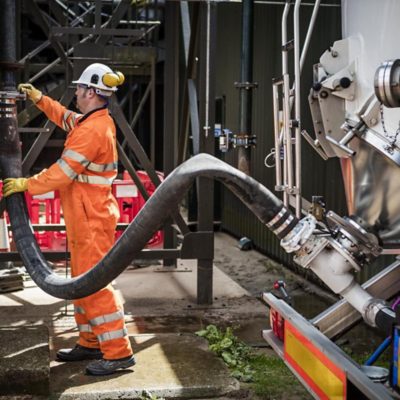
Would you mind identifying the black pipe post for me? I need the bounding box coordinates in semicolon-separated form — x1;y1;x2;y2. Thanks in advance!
0;0;32;274
0;0;23;179
163;1;180;267
237;0;254;175
197;2;217;305
0;0;17;91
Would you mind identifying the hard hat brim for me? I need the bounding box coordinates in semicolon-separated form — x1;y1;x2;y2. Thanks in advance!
72;79;118;92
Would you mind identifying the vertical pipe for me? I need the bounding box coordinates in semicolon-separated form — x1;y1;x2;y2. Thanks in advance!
0;0;17;91
0;0;27;254
294;0;302;218
237;0;253;175
0;0;20;170
281;2;290;77
163;2;179;266
177;1;191;164
95;0;101;30
281;2;290;207
283;73;292;201
272;83;282;188
150;57;156;167
197;1;216;305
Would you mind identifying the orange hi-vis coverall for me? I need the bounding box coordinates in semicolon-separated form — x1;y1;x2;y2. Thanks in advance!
27;95;133;360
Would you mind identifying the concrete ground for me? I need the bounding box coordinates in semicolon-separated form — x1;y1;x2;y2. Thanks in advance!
0;232;278;400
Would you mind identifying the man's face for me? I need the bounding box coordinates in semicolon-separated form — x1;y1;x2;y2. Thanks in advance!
75;84;92;113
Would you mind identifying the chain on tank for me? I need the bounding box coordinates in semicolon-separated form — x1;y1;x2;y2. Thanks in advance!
380;103;400;154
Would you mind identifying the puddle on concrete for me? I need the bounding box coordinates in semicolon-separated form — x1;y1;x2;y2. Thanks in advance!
126;315;203;334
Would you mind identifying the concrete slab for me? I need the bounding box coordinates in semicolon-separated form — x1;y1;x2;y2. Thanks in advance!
0;326;49;396
50;333;239;400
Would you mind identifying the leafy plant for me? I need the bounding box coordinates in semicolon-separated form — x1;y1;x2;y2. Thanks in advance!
196;324;254;382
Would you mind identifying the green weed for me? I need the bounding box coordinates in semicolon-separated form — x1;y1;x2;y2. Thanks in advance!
196;324;310;399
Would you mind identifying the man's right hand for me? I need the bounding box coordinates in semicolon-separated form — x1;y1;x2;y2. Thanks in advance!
17;83;42;103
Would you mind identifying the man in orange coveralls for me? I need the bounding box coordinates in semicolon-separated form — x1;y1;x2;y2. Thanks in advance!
3;63;134;376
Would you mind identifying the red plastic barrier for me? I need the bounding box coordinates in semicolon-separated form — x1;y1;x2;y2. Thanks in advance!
24;191;66;251
113;170;164;247
0;181;66;252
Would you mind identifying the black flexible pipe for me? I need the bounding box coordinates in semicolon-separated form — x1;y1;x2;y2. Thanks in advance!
5;154;298;300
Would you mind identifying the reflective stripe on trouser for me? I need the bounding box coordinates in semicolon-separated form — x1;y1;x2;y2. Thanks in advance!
74;304;98;348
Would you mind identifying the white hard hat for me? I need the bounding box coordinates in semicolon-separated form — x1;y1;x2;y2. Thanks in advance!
72;63;125;97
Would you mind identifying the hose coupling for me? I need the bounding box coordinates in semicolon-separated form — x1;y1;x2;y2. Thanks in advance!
364;298;393;328
280;214;317;253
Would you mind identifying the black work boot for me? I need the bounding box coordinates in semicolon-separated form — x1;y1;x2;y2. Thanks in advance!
56;344;103;361
86;355;135;375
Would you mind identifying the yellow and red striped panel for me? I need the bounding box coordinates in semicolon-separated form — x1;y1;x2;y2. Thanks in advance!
284;321;346;400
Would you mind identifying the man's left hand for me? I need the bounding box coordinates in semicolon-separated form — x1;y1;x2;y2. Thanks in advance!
2;178;28;197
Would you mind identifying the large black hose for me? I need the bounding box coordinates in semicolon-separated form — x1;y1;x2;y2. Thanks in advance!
5;154;298;300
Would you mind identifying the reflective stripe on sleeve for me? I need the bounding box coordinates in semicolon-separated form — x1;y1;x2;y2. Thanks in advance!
76;173;117;185
57;158;78;180
89;310;125;327
63;110;82;131
59;149;117;185
63;149;90;166
87;161;118;172
62;111;72;131
98;328;128;343
63;149;117;172
78;324;92;332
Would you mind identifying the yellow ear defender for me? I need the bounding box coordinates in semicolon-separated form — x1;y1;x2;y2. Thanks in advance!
102;71;125;88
